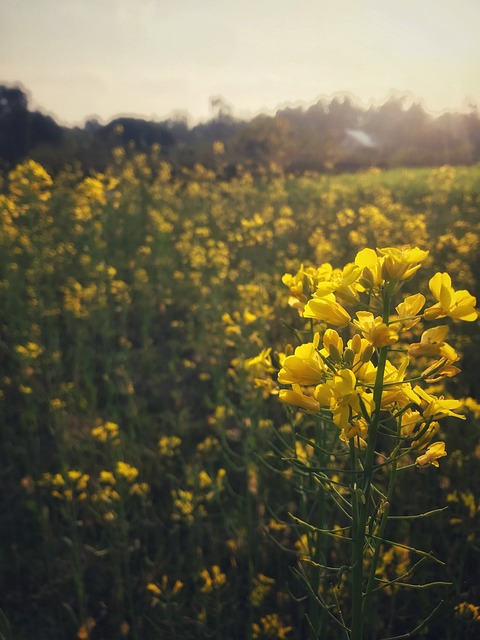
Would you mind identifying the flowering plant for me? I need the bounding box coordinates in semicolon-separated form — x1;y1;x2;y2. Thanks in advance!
277;246;477;639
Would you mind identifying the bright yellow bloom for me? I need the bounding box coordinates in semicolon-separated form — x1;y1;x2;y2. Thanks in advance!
395;293;426;329
340;417;368;448
198;471;212;488
348;335;377;383
52;473;65;487
381;358;421;409
99;471;116;485
408;325;458;361
424;272;477;322
282;264;333;310
304;293;351;327
314;262;362;304
243;309;257;325
314;369;372;430
413;386;466;421
378;246;429;281
415;441;447;467
322;328;344;361
279;384;320;413
115;461;139;482
354;247;384;287
278;333;325;386
400;408;422;437
353;311;399;348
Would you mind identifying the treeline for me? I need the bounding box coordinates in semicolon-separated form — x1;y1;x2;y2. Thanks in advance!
2;84;480;174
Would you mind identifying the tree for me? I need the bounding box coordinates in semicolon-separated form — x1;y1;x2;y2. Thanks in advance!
0;85;29;167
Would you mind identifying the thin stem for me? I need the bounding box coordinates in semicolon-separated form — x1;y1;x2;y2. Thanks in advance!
351;286;392;640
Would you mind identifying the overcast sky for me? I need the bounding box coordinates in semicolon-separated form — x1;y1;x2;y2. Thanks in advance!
1;0;479;125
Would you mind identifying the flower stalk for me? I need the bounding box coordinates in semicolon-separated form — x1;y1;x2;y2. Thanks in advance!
273;246;477;639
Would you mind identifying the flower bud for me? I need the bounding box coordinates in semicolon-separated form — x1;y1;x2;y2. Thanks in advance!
328;343;342;363
361;344;375;363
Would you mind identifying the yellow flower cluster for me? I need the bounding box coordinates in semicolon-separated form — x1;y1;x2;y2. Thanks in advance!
454;601;480;622
40;469;90;501
91;421;121;445
199;565;227;593
250;573;276;607
146;575;184;603
171;467;226;524
158;435;182;457
251;613;292;639
278;246;477;465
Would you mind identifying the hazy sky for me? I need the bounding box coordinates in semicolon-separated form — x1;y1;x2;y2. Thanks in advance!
1;0;479;125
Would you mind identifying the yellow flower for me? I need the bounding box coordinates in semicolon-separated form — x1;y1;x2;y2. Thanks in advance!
243;309;257;325
322;328;344;361
251;613;292;639
353;311;399;348
408;325;458;362
115;461;139;482
99;471;116;485
146;582;162;596
130;482;150;496
200;565;226;593
279;384;320;413
245;348;275;375
400;408;422;437
315;369;372;430
314;262;361;304
378;246;429;281
340;417;368;448
413;386;466;421
354;247;384;287
158;435;182;456
395;293;426;329
198;471;212;488
304;293;351;327
415;441;447;467
424;272;477;322
278;333;325;386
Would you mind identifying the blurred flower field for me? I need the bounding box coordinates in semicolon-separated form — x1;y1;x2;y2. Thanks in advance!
1;151;479;639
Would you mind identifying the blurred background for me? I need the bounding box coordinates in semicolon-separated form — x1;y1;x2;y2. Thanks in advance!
1;0;480;173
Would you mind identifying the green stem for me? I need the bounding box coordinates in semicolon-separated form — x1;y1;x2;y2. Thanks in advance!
350;441;364;640
362;448;398;626
351;288;392;640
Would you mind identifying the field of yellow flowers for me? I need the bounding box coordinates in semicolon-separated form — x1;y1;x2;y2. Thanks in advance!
1;151;479;639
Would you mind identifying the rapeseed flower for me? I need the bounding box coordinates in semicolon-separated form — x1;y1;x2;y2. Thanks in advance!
304;293;351;327
415;441;447;467
353;311;399;347
279;384;320;413
413;386;465;421
115;461;139;482
278;333;325;386
378;246;429;281
424;272;477;321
